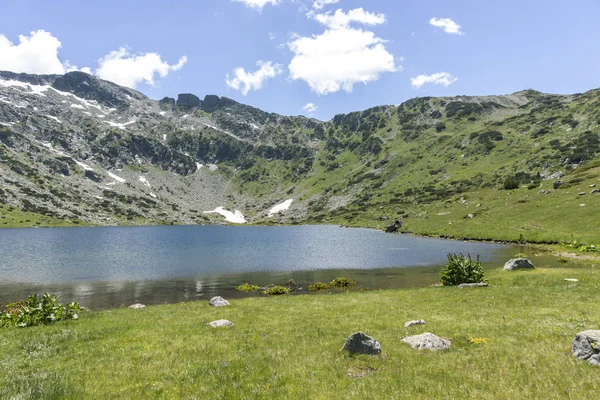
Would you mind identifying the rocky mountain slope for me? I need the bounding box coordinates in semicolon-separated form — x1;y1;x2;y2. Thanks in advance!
1;71;599;242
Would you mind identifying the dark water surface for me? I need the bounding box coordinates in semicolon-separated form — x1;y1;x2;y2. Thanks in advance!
0;225;554;309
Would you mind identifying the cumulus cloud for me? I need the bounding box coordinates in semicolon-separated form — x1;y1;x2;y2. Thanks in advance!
226;60;283;95
232;0;280;10
0;30;66;74
95;48;187;89
312;0;339;10
410;72;457;88
302;103;318;114
288;8;398;95
311;8;386;29
429;17;463;35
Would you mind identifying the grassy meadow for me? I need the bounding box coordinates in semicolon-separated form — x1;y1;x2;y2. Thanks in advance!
1;266;599;399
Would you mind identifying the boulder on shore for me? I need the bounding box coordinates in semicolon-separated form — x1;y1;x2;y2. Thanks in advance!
341;332;382;356
385;220;402;233
128;303;146;309
209;319;234;328
402;332;451;351
503;258;535;271
572;330;600;366
209;296;230;307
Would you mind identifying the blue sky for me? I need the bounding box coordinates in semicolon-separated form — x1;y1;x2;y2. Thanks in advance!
1;0;599;120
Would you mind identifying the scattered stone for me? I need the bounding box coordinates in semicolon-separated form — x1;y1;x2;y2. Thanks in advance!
341;332;382;356
538;190;551;195
458;282;489;288
590;184;597;188
402;332;451;351
564;278;579;282
385;220;402;233
553;181;563;189
572;330;600;366
209;319;234;328
503;258;535;271
347;366;377;378
209;296;230;307
592;189;600;194
579;192;586;196
404;319;426;328
467;213;475;219
128;303;146;309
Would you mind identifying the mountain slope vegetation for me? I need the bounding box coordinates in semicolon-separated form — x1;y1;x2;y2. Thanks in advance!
0;71;599;244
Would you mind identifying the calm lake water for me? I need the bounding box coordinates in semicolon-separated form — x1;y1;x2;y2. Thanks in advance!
0;225;557;309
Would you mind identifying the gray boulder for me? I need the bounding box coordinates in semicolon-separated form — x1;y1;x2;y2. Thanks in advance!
402;332;451;351
572;330;600;366
209;319;234;328
209;296;230;307
458;282;489;288
404;320;426;328
341;332;382;356
503;258;535;271
128;303;146;309
384;220;402;233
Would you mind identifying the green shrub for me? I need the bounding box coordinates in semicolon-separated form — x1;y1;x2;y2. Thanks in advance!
330;277;356;289
503;176;520;190
558;256;568;264
440;253;485;286
236;283;259;292
263;286;290;296
0;294;81;328
308;282;331;291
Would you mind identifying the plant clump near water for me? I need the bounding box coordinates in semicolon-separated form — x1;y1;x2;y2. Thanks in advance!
440;253;486;286
308;282;331;291
0;293;81;328
236;283;259;292
263;286;291;296
330;277;356;289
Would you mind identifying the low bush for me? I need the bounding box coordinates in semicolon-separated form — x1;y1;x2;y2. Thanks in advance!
330;277;356;289
236;283;259;292
0;294;80;328
308;282;331;291
263;286;290;296
440;253;485;286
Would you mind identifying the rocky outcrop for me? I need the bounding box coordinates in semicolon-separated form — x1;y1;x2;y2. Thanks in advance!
201;95;221;112
176;93;201;108
159;97;176;109
503;258;535;271
341;332;382;356
572;330;600;366
401;332;451;351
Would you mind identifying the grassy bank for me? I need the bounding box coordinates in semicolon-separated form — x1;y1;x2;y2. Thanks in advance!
1;267;599;399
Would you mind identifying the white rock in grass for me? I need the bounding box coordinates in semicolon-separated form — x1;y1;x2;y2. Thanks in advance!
402;332;451;351
572;330;600;366
503;258;535;271
209;296;230;307
404;320;426;328
209;319;234;328
129;303;146;309
564;278;579;282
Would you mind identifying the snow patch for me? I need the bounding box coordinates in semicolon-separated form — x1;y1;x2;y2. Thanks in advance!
0;98;26;108
208;164;219;172
204;207;246;224
196;162;203;171
150;193;157;198
159;111;166;116
0;79;50;96
75;160;94;171
268;199;294;216
44;115;62;124
0;121;15;126
162;134;167;141
139;176;151;188
182;114;189;119
70;104;85;109
104;120;136;130
107;171;126;183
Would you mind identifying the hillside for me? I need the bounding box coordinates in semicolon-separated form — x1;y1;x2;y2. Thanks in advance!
1;71;599;244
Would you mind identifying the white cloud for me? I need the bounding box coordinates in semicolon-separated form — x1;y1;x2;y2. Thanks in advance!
232;0;280;10
410;72;457;88
95;47;187;89
302;103;318;113
429;17;463;35
288;27;399;95
311;8;386;29
226;60;283;95
312;0;339;10
0;30;66;74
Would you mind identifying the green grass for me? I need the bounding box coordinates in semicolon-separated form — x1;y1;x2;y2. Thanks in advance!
1;268;600;399
0;203;85;228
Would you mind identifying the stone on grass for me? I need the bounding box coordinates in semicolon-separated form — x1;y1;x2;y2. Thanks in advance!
209;296;230;307
404;320;426;328
503;258;535;271
564;278;579;282
385;220;402;233
128;303;146;309
341;332;381;356
458;282;489;288
402;332;451;351
209;319;234;328
572;330;600;366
